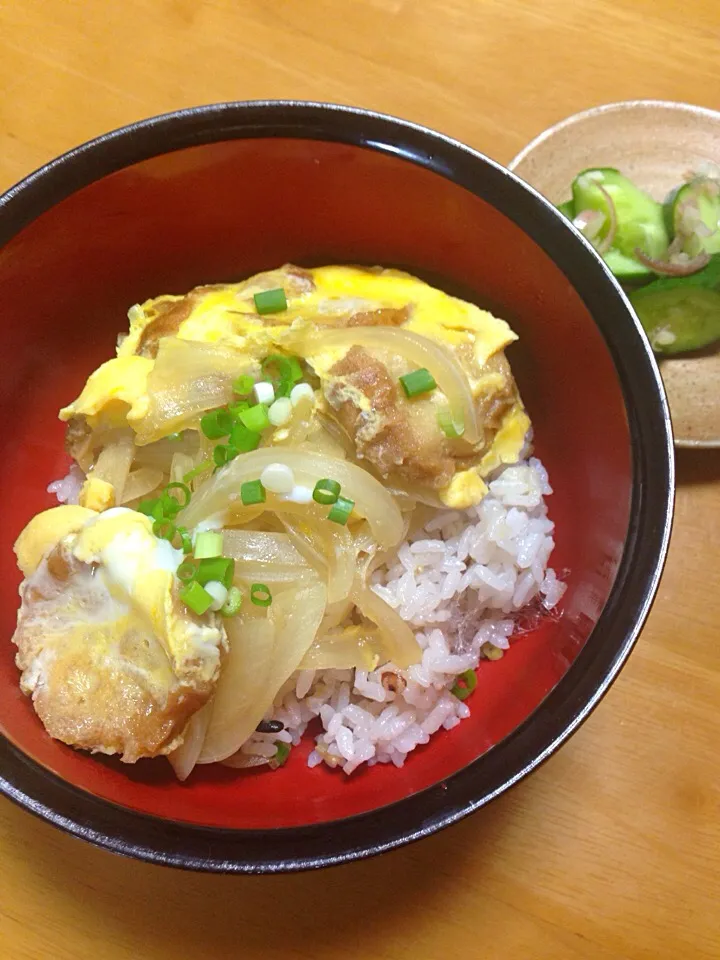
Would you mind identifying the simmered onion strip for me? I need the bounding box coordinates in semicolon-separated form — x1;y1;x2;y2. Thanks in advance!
278;513;355;604
167;702;212;781
293;327;479;444
179;449;405;550
134;339;255;445
300;625;382;671
198;581;327;764
93;435;135;502
223;530;313;584
351;581;422;669
118;466;164;504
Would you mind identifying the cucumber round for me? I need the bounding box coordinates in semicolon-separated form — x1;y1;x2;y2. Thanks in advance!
630;284;720;354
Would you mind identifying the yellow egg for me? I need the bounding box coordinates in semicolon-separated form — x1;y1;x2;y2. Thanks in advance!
78;476;115;512
59;355;152;427
14;505;97;577
439;470;489;509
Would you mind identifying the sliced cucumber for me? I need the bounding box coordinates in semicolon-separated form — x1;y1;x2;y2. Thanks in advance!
630;273;720;354
557;199;575;219
603;249;653;282
572;168;669;261
664;180;720;255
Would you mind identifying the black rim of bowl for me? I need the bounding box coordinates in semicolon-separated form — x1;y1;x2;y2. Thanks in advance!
0;101;674;873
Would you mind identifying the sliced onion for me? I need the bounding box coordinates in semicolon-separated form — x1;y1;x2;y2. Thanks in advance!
271;394;315;446
595;185;618;254
170;451;195;484
167;702;212;781
350;581;421;669
634;247;711;276
118;466;164;504
291;327;479;444
572;208;606;242
278;512;355;604
223;529;313;584
134;338;255;445
179;449;405;550
198;581;327;764
92;435;135;502
221;752;270;769
197;614;276;764
300;625;382;671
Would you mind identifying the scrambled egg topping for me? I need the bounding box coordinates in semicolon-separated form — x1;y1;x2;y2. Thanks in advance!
59;265;530;509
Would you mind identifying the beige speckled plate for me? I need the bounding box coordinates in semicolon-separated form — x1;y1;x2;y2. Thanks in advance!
509;99;720;448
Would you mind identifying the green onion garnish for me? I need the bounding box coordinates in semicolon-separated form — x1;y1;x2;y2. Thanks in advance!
167;432;183;441
399;367;437;399
313;479;341;505
241;479;266;506
160;492;181;518
327;496;354;525
176;526;193;554
451;669;477;701
261;354;303;397
177;560;197;582
232;374;254;396
250;583;272;607
180;580;213;615
183;460;213;484
273;741;290;767
254;288;287;315
239;403;270;433
201;408;234;439
195;556;235;589
194;531;224;559
437;406;464;439
152;518;176;541
229;421;261;453
164;481;191;507
228;399;250;418
137;497;160;517
220;585;243;617
213;443;239;468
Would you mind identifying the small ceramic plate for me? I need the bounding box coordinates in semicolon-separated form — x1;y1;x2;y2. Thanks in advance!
509;99;720;448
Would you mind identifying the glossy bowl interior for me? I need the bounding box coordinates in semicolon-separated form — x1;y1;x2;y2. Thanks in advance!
0;103;673;871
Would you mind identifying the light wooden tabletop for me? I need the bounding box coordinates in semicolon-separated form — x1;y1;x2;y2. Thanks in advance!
1;2;719;958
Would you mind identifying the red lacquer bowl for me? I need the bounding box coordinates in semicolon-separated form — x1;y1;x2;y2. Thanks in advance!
0;102;673;872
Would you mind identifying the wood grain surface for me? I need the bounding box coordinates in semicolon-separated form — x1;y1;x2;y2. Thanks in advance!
1;2;719;958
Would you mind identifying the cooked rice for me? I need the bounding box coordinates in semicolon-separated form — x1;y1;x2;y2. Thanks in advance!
241;457;566;774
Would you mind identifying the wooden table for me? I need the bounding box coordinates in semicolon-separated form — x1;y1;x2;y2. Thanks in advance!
1;2;719;957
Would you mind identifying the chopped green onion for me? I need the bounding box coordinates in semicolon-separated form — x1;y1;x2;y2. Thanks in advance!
213;443;239;468
194;531;224;559
451;669;478;701
327;495;354;525
437;406;464;439
195;556;235;589
239;403;271;433
261;354;303;397
313;478;341;505
232;374;254;396
220;585;243;617
273;741;290;767
200;407;234;439
228;399;250;418
229;421;262;453
176;526;193;554
241;479;266;505
137;497;160;517
254;288;287;315
164;481;191;507
152;519;176;541
167;432;183;441
177;560;197;582
399;367;437;399
250;583;272;607
180;580;213;615
183;460;213;483
160;492;181;518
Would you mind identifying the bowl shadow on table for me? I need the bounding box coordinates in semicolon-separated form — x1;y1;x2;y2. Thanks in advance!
9;773;534;958
675;446;720;485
